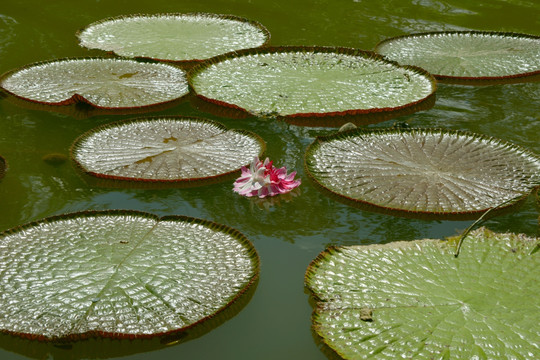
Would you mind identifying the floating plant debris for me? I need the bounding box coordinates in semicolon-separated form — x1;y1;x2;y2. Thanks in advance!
71;116;265;185
188;46;436;126
375;31;540;84
0;210;259;341
78;13;270;63
305;228;539;359
305;128;540;218
0;58;189;110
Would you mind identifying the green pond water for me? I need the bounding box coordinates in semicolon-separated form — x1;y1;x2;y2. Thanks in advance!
0;0;538;359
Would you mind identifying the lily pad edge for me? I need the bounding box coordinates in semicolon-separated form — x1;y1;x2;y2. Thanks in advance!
0;209;260;342
188;45;438;123
70;115;267;186
374;30;540;85
77;12;272;64
0;57;190;110
304;126;540;219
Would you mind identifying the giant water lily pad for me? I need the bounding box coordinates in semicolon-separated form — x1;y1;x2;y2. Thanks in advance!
0;210;259;341
375;31;540;84
78;13;270;63
305;128;540;218
188;46;436;126
0;58;189;109
305;228;539;359
71;116;265;185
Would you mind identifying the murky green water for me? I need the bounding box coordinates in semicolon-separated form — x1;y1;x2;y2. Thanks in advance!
0;1;538;359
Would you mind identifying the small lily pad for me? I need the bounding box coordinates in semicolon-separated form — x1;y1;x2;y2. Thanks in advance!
305;228;539;359
375;31;540;84
78;13;270;63
0;210;259;341
71;116;265;185
189;46;436;126
0;58;189;109
305;128;540;218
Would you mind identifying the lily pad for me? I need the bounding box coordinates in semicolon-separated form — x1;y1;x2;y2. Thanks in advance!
188;46;436;126
305;128;540;218
0;58;189;109
77;13;270;63
71;116;265;185
0;210;259;341
375;31;540;84
305;228;539;359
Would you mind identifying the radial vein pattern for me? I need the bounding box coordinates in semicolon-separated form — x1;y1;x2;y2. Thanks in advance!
0;58;189;108
72;117;264;181
305;228;539;359
305;128;540;214
375;31;540;79
78;13;269;61
0;211;259;340
189;47;435;117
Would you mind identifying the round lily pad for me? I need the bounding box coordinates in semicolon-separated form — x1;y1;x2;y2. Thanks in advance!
375;31;540;84
305;228;539;359
305;128;540;218
77;13;270;63
188;46;436;126
0;58;189;109
0;210;259;341
71;116;265;184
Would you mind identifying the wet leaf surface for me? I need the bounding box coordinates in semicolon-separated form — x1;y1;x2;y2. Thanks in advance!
305;228;540;359
0;210;259;341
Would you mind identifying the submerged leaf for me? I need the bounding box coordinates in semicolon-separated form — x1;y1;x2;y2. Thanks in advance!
189;46;436;125
305;128;540;218
71;116;265;184
305;228;539;359
0;210;259;341
78;13;270;63
0;58;189;109
375;31;540;84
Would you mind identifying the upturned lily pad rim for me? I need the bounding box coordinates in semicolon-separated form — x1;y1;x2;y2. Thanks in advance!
0;279;259;357
70;116;266;186
375;31;540;85
77;12;271;65
304;127;540;220
188;46;437;122
0;209;260;341
304;227;539;359
0;57;190;110
0;86;187;119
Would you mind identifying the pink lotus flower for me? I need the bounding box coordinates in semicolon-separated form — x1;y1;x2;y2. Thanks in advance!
233;157;301;198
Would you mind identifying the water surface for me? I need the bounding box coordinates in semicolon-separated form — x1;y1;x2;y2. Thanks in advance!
0;1;538;359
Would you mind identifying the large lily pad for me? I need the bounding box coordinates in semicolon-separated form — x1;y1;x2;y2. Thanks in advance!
0;210;259;341
77;13;270;63
0;58;189;109
305;128;540;218
305;228;539;359
71;116;265;185
188;46;436;126
375;31;540;84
